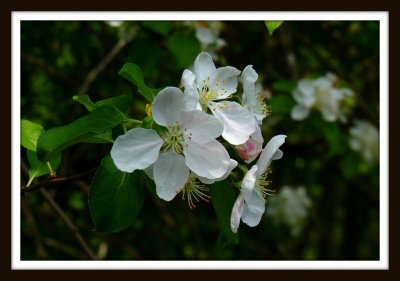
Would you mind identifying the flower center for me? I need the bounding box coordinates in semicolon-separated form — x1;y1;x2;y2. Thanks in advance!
256;167;275;198
160;124;184;154
181;177;210;209
254;94;272;117
199;85;218;111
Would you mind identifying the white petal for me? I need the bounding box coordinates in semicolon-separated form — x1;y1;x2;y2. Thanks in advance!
195;27;215;45
194;52;216;89
143;164;153;180
251;124;264;144
230;194;244;233
291;104;310;120
210;66;241;99
182;69;201;111
110;128;162;173
241;193;265;227
241;65;258;107
197;159;238;184
241;165;258;201
184;139;230;179
179;110;223;144
154;151;189;201
152;87;186;127
256;135;287;176
272;149;283;160
210;101;255;145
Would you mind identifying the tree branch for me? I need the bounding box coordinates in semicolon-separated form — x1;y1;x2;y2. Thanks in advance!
21;166;98;195
21;161;98;260
76;38;128;96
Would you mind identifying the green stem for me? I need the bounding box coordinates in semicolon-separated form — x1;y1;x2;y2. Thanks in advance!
47;162;54;174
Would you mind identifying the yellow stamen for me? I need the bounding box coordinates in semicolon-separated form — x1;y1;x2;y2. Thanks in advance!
181;177;210;209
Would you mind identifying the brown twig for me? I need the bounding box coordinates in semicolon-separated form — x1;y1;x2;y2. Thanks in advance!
38;189;97;260
21;161;98;260
76;38;128;96
21;166;98;195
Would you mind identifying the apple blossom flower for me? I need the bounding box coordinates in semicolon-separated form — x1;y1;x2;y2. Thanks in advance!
144;159;238;208
111;87;231;201
181;52;255;145
291;73;354;122
241;65;271;125
235;65;272;163
230;135;286;233
349;120;379;164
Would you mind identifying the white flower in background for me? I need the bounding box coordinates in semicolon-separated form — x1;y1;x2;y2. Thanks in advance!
230;135;286;233
106;21;123;28
111;87;231;201
266;186;312;237
349;120;379;164
291;73;353;122
195;21;226;61
181;52;255;145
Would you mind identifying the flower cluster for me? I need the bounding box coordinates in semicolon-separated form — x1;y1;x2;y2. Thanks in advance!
111;52;286;232
291;73;354;122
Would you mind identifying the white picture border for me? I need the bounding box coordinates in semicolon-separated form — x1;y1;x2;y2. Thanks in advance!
12;11;389;270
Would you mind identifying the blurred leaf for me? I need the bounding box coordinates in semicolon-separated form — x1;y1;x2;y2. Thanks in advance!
340;153;360;179
209;180;238;245
142;21;175;35
118;63;159;102
21;120;44;151
310;116;346;156
37;106;126;162
272;80;297;94
269;95;295;114
265;21;283;35
88;156;144;233
72;95;96;112
166;31;201;69
27;150;61;180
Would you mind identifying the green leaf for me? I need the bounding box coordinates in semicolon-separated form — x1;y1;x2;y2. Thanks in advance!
95;94;132;114
21;120;44;151
209;180;239;245
118;63;159;102
72;95;96;112
166;31;201;69
81;129;114;144
73;94;132;114
265;21;283;35
27;150;61;180
37;106;126;162
142;21;174;35
88;156;144;233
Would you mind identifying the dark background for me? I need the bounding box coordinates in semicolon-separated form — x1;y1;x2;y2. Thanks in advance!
20;20;380;260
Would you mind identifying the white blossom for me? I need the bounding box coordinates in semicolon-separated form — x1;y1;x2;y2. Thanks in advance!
349;120;379;164
291;73;353;122
181;52;255;145
230;135;286;233
111;87;231;201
